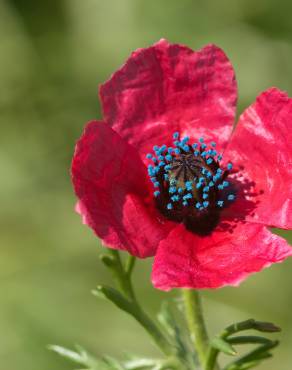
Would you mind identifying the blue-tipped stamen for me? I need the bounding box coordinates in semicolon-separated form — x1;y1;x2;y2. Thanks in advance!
146;132;236;217
183;193;193;200
177;187;184;194
168;186;177;194
227;163;233;170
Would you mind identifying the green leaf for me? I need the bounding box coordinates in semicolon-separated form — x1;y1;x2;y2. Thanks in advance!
238;340;278;363
92;285;133;313
48;345;85;365
157;301;176;337
93;286;173;357
225;355;273;370
124;358;159;369
102;355;125;370
224;341;278;370
125;255;136;276
252;321;281;333
211;337;237;355
222;319;281;338
157;301;192;364
49;344;101;369
100;254;116;269
228;336;273;346
206;319;281;370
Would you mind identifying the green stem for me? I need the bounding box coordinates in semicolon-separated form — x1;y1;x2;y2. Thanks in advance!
105;250;173;357
205;347;218;370
182;289;209;368
108;250;136;301
131;301;174;356
125;254;136;277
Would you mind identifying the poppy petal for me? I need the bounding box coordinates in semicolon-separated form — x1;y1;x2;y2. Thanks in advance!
152;223;292;290
224;88;292;229
72;121;172;258
100;39;237;156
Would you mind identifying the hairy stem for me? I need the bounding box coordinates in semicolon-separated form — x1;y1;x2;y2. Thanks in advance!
182;289;210;368
105;250;173;357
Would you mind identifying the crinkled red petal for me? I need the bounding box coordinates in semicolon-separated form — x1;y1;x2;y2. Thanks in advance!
152;222;292;290
71;121;172;258
100;39;237;156
224;88;292;230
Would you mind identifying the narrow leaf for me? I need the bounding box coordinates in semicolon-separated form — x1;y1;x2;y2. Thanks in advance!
49;344;102;369
102;355;125;370
124;358;159;369
48;345;84;365
100;254;116;268
252;321;281;333
228;336;273;346
92;285;133;313
211;337;237;355
157;301;189;360
222;319;281;338
224;342;278;370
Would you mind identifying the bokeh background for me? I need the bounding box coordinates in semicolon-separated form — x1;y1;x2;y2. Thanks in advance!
1;0;292;369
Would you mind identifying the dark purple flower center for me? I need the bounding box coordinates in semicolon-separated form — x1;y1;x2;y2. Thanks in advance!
146;132;235;235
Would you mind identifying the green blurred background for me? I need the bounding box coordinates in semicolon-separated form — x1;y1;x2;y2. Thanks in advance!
1;0;292;369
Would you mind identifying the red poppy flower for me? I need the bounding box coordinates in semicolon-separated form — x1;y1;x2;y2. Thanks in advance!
71;39;292;290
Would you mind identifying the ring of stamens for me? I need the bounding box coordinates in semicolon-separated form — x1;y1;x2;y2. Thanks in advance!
146;132;235;234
